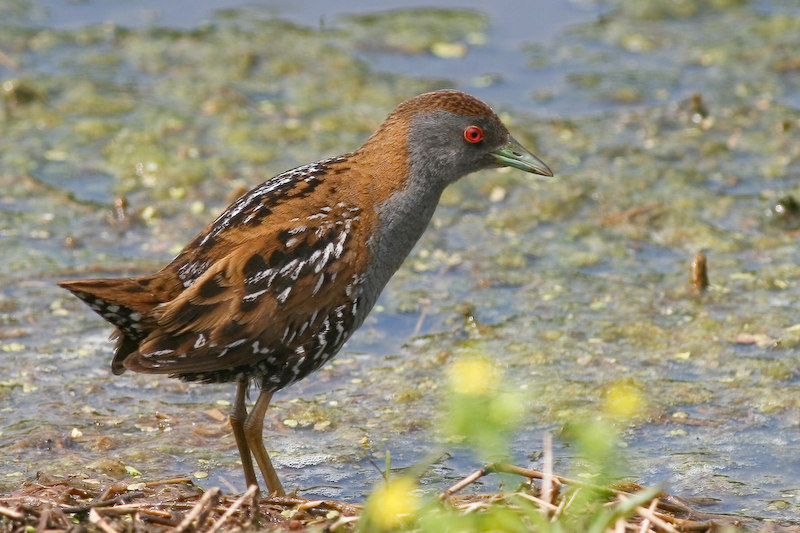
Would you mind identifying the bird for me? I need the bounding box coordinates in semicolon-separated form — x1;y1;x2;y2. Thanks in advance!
59;89;554;496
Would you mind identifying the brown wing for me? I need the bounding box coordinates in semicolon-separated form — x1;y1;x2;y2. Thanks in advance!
162;157;351;290
123;201;368;378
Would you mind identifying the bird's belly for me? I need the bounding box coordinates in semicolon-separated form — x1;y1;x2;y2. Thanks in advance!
175;296;363;390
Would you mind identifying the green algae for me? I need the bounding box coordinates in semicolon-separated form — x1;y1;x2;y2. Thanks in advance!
606;0;749;20
342;9;487;55
1;0;800;521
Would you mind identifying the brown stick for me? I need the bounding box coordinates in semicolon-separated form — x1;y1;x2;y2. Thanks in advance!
170;487;220;533
89;508;120;533
412;298;430;337
689;252;709;293
95;504;173;518
513;491;559;513
35;503;50;533
144;477;194;487
206;485;258;533
636;503;680;533
0;505;23;520
441;461;638;502
638;498;658;533
439;467;489;499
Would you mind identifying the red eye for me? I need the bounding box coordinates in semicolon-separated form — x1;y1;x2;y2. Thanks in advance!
464;125;483;143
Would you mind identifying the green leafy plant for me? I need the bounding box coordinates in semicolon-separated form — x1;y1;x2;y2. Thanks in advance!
357;353;713;533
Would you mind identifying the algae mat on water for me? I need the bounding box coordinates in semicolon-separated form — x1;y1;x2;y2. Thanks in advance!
1;0;800;526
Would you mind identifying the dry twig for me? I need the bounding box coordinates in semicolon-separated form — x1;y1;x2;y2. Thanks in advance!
170;487;220;533
89;508;120;533
0;465;774;532
206;485;258;533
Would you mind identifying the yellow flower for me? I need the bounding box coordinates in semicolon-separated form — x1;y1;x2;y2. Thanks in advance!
604;381;643;419
447;358;499;395
365;476;421;530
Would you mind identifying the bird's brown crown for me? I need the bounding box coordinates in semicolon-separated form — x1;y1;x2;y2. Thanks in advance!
389;89;497;120
363;90;498;145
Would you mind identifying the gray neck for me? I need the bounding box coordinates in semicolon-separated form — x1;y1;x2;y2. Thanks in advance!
360;176;446;317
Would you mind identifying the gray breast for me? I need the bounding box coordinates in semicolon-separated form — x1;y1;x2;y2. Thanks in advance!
357;177;445;325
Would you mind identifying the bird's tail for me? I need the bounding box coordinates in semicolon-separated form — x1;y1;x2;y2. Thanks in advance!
59;276;170;373
59;277;161;330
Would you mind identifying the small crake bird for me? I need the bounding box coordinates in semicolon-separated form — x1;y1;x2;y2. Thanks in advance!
60;90;553;495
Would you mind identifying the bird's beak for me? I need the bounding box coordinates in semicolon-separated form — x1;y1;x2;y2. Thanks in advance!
491;136;554;177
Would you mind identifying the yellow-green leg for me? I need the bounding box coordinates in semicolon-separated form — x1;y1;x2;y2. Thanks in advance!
244;389;285;495
230;379;259;489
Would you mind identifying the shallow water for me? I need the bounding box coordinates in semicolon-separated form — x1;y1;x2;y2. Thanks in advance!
1;0;800;525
